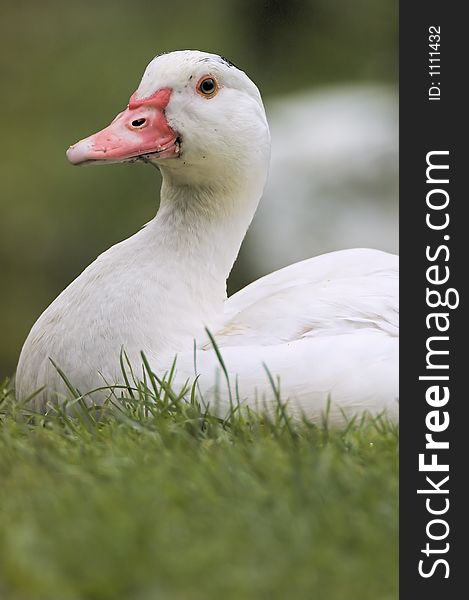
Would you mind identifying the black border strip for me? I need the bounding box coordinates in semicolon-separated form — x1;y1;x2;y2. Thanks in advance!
400;2;465;596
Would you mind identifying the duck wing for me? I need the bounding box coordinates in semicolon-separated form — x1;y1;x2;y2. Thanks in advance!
174;249;399;424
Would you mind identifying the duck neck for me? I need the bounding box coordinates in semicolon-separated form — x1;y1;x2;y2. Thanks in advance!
147;164;267;317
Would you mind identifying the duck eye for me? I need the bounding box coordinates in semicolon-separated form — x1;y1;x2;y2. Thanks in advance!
131;118;146;128
197;76;219;98
200;79;215;94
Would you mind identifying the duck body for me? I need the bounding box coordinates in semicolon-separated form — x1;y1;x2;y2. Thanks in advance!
16;51;398;422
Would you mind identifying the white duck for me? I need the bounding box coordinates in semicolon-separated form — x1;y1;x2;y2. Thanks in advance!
16;50;398;423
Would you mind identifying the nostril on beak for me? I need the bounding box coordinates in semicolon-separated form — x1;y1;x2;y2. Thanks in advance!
131;118;146;128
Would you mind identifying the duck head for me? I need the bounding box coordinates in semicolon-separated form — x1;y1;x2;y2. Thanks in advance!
66;50;270;184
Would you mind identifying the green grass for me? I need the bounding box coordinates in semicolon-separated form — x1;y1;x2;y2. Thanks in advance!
0;375;398;600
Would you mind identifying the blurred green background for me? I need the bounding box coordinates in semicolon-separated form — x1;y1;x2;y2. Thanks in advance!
0;0;397;378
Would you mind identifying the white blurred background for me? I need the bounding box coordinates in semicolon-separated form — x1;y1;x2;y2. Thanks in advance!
234;85;398;282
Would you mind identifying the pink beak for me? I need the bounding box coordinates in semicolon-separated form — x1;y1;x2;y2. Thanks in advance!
66;88;179;165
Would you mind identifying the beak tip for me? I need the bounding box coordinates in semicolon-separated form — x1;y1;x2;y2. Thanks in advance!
66;139;93;165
